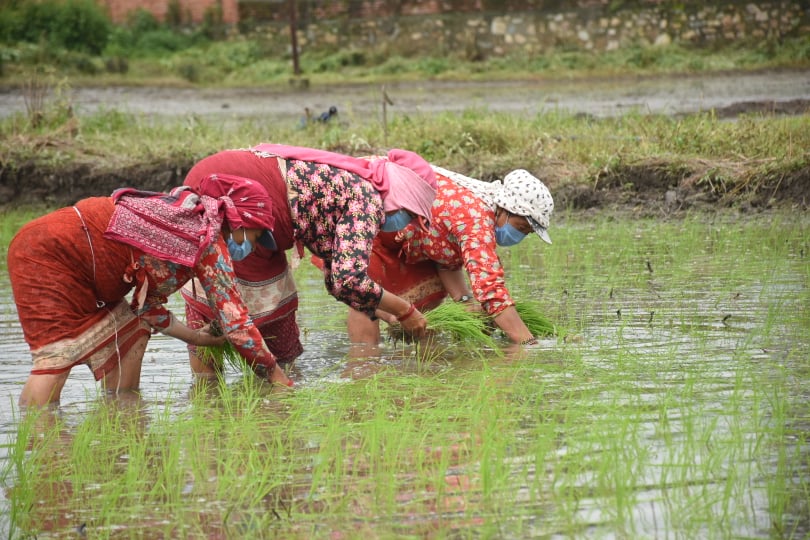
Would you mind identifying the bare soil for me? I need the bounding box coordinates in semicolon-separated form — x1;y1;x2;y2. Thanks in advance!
1;69;808;214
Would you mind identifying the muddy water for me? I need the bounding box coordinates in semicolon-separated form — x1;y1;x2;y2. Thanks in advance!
1;70;808;122
1;215;808;537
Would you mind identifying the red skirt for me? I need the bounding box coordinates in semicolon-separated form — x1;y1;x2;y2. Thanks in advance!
8;198;150;376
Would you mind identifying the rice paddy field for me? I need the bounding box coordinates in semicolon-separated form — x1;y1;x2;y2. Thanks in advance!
0;209;807;538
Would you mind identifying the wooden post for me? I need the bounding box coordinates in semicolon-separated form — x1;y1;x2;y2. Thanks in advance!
382;85;394;147
289;0;300;76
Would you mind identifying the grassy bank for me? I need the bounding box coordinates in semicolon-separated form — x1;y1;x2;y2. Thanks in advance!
1;93;808;213
2;3;808;211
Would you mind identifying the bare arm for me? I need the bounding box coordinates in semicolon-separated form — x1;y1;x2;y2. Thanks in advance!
161;314;226;347
437;268;473;301
492;306;536;345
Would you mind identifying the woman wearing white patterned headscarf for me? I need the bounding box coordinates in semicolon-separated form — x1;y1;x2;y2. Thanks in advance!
346;165;554;348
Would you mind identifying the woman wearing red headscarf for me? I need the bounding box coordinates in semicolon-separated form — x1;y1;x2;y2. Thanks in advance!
7;174;293;407
184;143;438;376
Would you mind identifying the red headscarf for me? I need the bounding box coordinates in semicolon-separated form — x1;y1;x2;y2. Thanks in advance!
198;173;275;231
105;174;275;268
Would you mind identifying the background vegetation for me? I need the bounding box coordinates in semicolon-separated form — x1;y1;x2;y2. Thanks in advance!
1;0;809;87
0;0;808;212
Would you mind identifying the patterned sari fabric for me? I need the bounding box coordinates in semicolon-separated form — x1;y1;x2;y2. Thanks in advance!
364;233;447;311
183;269;302;362
182;150;302;361
7;197;150;378
28;301;150;378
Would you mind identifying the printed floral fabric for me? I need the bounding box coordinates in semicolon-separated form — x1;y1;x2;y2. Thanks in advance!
400;174;514;316
135;236;276;369
286;160;385;316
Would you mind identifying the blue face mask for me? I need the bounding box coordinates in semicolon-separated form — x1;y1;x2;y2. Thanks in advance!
495;223;527;247
381;209;413;232
227;235;253;261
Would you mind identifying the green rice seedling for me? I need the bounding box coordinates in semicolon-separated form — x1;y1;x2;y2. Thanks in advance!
197;339;243;373
195;319;251;375
514;300;557;337
3;212;809;538
423;301;499;349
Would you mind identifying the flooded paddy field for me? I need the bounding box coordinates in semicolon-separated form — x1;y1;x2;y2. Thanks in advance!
1;211;808;538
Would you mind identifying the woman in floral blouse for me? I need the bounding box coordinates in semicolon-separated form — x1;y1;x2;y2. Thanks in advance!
185;143;438;374
346;167;554;347
7;174;292;407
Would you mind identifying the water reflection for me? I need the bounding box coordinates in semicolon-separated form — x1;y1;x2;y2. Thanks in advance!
1;217;809;538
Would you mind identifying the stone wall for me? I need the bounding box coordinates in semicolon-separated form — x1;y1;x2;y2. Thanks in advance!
242;1;809;57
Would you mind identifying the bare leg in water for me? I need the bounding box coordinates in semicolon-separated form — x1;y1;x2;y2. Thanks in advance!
19;333;150;407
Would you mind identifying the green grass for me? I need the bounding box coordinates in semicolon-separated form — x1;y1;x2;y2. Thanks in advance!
2;31;808;87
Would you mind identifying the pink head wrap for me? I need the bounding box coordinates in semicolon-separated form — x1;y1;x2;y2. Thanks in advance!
367;149;438;223
197;173;275;232
386;149;437;190
250;144;437;221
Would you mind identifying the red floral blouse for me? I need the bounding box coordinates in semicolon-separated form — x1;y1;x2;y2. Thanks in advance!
399;175;514;316
137;236;276;370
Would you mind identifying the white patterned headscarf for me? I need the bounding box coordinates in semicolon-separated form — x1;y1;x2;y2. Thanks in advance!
432;165;554;244
431;165;501;208
493;169;554;244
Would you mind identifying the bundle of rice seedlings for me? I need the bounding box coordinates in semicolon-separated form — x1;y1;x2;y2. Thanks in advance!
423;301;499;349
196;319;245;372
197;340;243;372
514;300;557;337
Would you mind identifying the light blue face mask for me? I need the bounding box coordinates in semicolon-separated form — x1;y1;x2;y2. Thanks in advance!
381;209;414;232
495;223;527;247
227;235;253;261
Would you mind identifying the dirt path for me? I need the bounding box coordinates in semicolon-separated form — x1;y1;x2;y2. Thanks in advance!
1;69;808;122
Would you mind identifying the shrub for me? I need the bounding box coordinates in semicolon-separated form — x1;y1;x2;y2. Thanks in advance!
177;61;200;82
126;8;162;35
50;0;111;55
133;29;194;57
2;0;111;54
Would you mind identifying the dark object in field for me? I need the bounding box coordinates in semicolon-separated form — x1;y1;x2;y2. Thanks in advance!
317;106;338;122
299;105;338;128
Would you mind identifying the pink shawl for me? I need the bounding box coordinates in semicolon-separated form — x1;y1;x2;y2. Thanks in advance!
251;143;438;209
